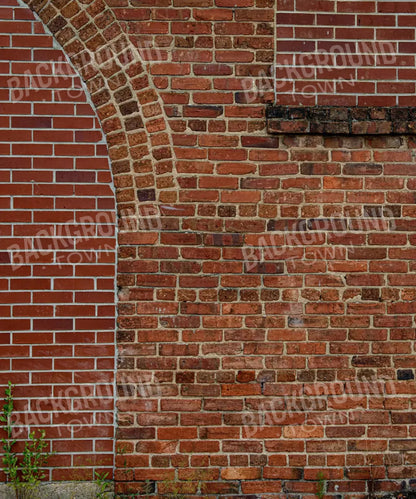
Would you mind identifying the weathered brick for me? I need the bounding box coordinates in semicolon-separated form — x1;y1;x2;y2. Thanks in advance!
7;0;416;495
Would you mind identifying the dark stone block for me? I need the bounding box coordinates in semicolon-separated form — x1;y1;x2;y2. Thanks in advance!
137;189;156;202
267;219;275;231
309;121;325;134
288;107;307;119
384;205;401;217
49;15;67;34
397;369;414;380
311;107;329;118
266;105;287;118
391;108;410;121
361;288;380;301
351;107;369;120
267;105;416;135
323;121;350;134
120;100;139;116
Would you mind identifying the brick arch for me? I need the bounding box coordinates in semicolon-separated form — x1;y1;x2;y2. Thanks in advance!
22;0;178;219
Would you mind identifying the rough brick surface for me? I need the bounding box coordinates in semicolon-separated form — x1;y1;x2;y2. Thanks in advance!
115;133;416;497
3;0;416;497
267;106;416;135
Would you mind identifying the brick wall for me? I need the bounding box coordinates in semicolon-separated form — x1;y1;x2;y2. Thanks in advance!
117;134;416;497
4;0;416;497
1;0;116;481
276;0;416;106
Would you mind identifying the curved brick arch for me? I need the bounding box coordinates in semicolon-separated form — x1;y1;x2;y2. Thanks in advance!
23;0;177;220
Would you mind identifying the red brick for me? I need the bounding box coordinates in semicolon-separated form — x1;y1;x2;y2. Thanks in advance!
4;0;416;493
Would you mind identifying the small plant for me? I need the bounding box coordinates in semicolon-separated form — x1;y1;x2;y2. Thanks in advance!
161;469;208;499
95;471;111;499
1;382;50;499
316;471;327;499
20;430;49;490
1;382;18;486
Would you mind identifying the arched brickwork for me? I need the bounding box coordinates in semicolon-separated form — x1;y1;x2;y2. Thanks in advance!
23;0;178;219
